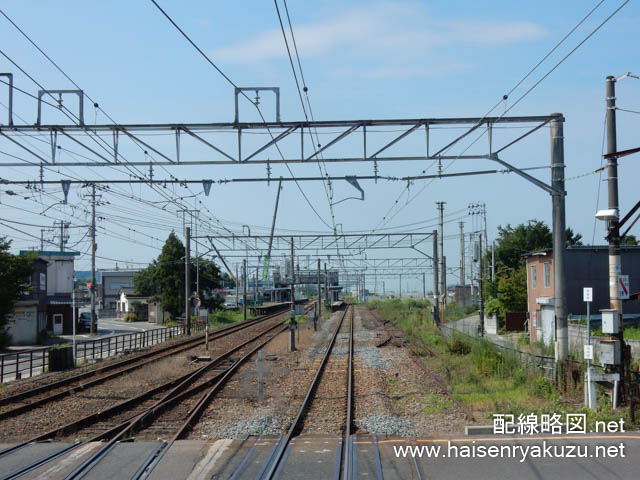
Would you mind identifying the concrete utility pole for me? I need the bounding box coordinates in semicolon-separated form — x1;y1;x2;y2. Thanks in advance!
235;264;239;305
59;221;64;252
363;272;366;303
432;229;440;325
551;113;568;362
185;226;191;335
242;259;247;322
422;272;426;299
255;267;259;307
606;77;626;397
459;221;465;285
443;256;447;314
479;234;485;336
289;238;296;352
317;258;321;319
195;212;199;298
606;77;623;326
324;263;329;305
89;185;97;335
469;233;475;300
437;202;446;319
491;241;495;282
399;274;402;298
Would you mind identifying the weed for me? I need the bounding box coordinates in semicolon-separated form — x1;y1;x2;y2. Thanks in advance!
447;332;472;355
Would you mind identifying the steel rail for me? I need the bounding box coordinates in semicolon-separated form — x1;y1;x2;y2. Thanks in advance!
0;306;298;463
0;311;276;409
0;310;286;421
343;306;355;480
263;305;352;479
0;305;305;480
135;302;316;479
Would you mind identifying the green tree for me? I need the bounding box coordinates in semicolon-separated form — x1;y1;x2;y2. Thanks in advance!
0;238;36;347
192;258;225;310
566;228;583;246
621;234;639;246
133;233;227;317
156;232;186;319
133;260;159;298
496;266;528;312
494;220;552;270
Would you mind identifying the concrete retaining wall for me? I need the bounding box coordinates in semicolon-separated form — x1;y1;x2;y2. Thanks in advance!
568;323;640;358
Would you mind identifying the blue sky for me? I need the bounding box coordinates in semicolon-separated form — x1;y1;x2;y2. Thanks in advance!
0;1;638;293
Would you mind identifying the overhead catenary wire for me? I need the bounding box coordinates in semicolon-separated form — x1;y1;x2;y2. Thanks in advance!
369;0;628;233
149;0;333;229
0;16;258;255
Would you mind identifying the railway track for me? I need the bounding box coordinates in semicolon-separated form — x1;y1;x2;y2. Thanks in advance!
255;304;355;479
0;309;288;423
0;302;315;480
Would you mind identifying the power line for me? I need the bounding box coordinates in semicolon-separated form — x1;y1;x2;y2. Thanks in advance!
370;0;628;232
149;0;333;229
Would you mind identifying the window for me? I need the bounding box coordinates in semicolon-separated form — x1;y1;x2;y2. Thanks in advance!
531;265;537;288
544;262;551;288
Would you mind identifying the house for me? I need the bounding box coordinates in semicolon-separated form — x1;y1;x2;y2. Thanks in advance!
10;251;79;343
6;258;48;345
524;246;640;344
116;291;149;320
99;268;140;316
40;251;79;335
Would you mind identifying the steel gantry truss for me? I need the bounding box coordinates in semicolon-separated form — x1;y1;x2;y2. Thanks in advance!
200;232;434;255
0;90;568;361
1;115;556;176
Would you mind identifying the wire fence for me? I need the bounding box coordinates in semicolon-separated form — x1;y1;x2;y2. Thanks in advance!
440;322;558;379
0;321;206;384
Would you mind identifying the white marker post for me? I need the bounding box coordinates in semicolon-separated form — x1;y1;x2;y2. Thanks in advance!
583;287;594;409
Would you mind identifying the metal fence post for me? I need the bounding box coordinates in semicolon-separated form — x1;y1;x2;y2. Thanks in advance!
15;353;19;379
29;351;33;378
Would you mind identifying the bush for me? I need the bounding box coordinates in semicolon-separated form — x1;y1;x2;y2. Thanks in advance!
447;332;472;355
530;376;555;400
485;298;505;319
512;368;527;387
470;338;519;378
124;313;138;322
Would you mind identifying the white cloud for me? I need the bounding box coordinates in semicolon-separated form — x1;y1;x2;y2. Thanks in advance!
212;3;547;67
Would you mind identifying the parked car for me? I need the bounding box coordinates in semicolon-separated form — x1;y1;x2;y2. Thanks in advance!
78;311;98;332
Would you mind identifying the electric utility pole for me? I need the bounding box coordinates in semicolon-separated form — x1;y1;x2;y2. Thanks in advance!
185;226;191;335
479;234;485;336
317;258;321;319
606;76;626;398
289;238;296;352
437;202;446;321
242;259;247;321
324;263;329;305
89;184;97;335
433;229;440;325
550;113;568;363
459;222;465;285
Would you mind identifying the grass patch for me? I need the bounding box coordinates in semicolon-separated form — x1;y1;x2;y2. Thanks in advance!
369;299;635;428
209;309;251;328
